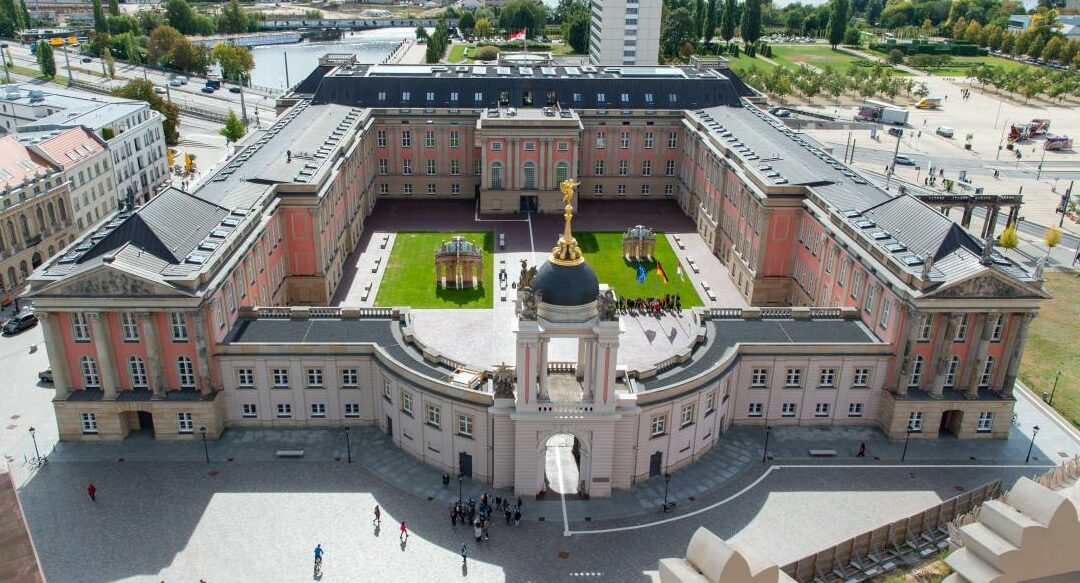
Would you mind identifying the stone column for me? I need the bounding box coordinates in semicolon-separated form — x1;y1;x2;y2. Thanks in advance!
88;312;118;398
959;314;986;390
537;338;548;400
929;313;962;398
1001;313;1035;398
893;305;919;396
582;338;594;399
961;206;974;228
37;312;70;399
191;310;212;395
983;205;1001;238
1007;205;1020;227
964;313;994;398
139;312;165;396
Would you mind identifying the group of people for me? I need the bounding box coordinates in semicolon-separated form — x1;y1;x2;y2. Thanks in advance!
615;294;683;315
452;493;524;544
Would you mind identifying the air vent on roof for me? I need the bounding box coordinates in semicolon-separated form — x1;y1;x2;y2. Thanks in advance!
221;217;240;227
842;210;862;218
231;208;248;216
900;255;924;266
884;242;907;253
870;231;890;240
185;254;207;265
209;229;230;239
198;241;219;252
854;219;876;229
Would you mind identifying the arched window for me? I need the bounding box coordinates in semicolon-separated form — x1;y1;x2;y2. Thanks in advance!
47;245;54;256
0;273;5;293
57;199;67;222
19;214;29;239
6;220;16;247
31;252;41;268
6;267;14;288
19;261;27;279
129;356;148;389
176;356;195;389
523;161;536;189
979;356;995;388
80;356;100;389
908;356;924;387
490;162;503;189
555;162;569;184
47;202;56;226
35;207;44;231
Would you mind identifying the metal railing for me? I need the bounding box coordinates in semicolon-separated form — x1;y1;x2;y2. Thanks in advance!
547;361;576;374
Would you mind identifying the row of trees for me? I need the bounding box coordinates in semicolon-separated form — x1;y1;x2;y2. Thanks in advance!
422;18;453;63
948;10;1080;66
969;62;1080;101
0;0;29;37
738;62;925;103
660;0;757;59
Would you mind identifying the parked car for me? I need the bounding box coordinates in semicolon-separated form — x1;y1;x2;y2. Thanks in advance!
153;86;166;94
201;86;215;93
887;127;903;137
81;56;92;63
38;369;52;384
894;154;916;166
228;86;242;93
169;78;183;87
171;75;188;85
773;108;791;118
936;126;955;138
3;311;37;334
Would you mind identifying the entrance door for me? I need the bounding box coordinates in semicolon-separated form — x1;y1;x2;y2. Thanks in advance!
137;411;154;432
649;451;663;477
386;415;393;438
520;196;538;213
940;410;964;437
459;452;473;478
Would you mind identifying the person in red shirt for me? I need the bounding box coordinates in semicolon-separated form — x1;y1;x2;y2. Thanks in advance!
86;483;96;501
399;521;408;542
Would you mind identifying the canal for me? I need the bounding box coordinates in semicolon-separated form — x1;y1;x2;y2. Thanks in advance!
249;27;414;89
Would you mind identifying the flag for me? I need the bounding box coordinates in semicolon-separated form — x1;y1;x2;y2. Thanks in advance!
635;261;646;284
656;261;669;284
510;28;526;41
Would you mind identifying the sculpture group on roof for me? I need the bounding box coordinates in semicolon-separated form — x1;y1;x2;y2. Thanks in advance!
434;235;483;289
623;225;655;260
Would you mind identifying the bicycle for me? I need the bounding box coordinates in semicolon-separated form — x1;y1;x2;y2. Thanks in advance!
660;500;678;513
314;555;322;578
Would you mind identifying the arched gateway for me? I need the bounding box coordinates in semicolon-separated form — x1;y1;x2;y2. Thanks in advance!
489;179;626;498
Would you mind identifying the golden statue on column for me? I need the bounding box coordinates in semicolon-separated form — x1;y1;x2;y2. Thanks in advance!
551;179;584;266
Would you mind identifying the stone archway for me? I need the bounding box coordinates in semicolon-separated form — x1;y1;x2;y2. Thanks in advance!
535;429;592;498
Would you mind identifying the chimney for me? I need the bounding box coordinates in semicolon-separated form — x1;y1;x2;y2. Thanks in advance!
980;233;994;265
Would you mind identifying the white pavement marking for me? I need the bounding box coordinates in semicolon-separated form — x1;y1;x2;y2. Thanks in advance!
527;212;536;255
567;463;1052;536
1016;381;1080;445
556;446;572;537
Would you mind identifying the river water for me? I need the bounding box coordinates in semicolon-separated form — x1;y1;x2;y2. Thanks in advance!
249;27;414;89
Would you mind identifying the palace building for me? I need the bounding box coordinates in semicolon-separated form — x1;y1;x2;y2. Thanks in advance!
24;59;1047;497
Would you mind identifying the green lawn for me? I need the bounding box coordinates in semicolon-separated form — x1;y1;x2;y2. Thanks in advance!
447;44;467;63
375;231;495;309
1020;272;1080;429
922;55;1035;77
726;52;776;75
771;45;876;74
577;231;703;307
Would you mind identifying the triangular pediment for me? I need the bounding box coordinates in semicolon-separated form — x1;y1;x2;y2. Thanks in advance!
927;270;1046;300
41;265;184;298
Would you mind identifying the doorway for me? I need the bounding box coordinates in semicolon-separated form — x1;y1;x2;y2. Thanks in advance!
940;410;964;437
459;452;473;479
386;415;393;438
544;433;583;497
136;411;154;433
519;195;538;213
649;451;663;477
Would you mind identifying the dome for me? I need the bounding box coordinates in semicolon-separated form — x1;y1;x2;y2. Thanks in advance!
532;260;599;306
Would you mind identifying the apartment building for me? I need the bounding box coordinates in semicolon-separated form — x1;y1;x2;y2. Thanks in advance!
21;126;113;232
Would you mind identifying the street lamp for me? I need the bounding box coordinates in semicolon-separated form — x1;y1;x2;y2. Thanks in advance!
901;422;915;462
761;425;772;462
344;426;352;463
662;472;672;510
199;426;208;463
1049;371;1062;406
457;472;464;503
885;128;903;191
1037;147;1048;180
1026;425;1040;463
28;426;45;465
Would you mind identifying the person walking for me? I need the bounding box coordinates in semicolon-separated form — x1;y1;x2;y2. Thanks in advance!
399;521;409;542
513;508;521;526
451;503;458;526
87;483;97;502
474;522;483;542
461;543;468;565
373;504;381;525
857;442;866;458
504;505;512;525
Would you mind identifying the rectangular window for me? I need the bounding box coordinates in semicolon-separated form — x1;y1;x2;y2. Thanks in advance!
848;403;864;417
650;414;666;436
748;403;763;417
918;314;933;341
991;314;1004;341
177;358;195;389
311;403;326;418
524;142;536;151
237;368;254;387
597;93;606;103
667;132;677;148
641;184;651;196
705;391;716;414
558;142;569;151
955;315;969;341
403;184;413;195
814;403;830;417
341;369;358;387
979;358;995;388
680;403;696;427
819;369;835;387
276;403;292;418
307;368;324;388
618;160;628;176
449;131;459;148
377;130;386;147
426;159;436;175
837;260;848;287
458;414;473;436
377;91;386;101
909;357;924;387
945;357;960;387
642;160;652;176
595;160;604;175
977;412;994;432
427;183;436;195
425;131;435;148
72;312;90;342
450;159;460;175
177;412;193;433
879;299;892;329
344;403;360;418
863;284;877;313
826;249;837;274
853;368;870;387
121;312;139;341
402;391;413;415
851;271;863;299
785;368;801;387
751;368;768;387
491;142;502;151
594;184;603;196
242;403;257;418
402;160;412;175
272;368;289;387
619;132;629;148
450;91;458;102
618;184;627;195
451;183;461;195
595;131;605;148
81;412;97;433
664;184;674;196
474;92;483;102
781;403;797;417
908;411;924;431
401;131;411;148
665;160;675;176
379;184;389;195
402;91;411;101
644;132;654;148
378;159;388;175
427;404;441;428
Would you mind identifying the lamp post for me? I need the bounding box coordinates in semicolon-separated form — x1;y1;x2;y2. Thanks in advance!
762;425;772;462
662;472;672;509
199;426;208;463
344;426;352;463
1026;425;1040;463
885;128;903;191
901;422;914;462
28;426;44;465
1049;371;1062;406
1037;146;1048;180
457;472;463;503
62;42;73;85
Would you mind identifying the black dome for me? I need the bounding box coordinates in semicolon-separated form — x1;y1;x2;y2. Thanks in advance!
532;260;599;306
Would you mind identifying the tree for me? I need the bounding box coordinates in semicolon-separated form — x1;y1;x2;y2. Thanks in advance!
475;17;493;39
554;0;586;22
218;0;248;35
219;109;246;144
165;0;213;35
705;0;718;44
0;16;13;38
18;0;26;27
35;40;55;78
458;10;476;35
997;224;1019;254
888;48;904;64
661;7;695;57
92;0;108;34
694;0;706;41
1043;36;1065;63
171;38;210;75
720;0;736;41
866;0;883;25
740;0;762;46
1044;227;1062;254
211;43;254;83
562;10;590;54
498;0;547;37
827;0;849;49
103;46;115;78
147;25;184;66
112;79;180;145
416;25;429;42
108;0;119;16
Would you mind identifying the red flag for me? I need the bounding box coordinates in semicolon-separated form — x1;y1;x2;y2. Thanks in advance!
510;29;527;41
656;261;669;284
